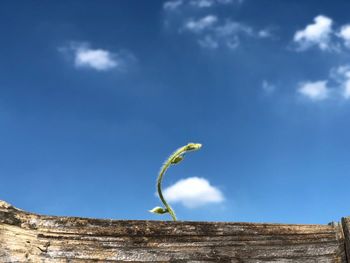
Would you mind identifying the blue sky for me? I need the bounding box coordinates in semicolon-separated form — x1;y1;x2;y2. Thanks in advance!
1;0;350;224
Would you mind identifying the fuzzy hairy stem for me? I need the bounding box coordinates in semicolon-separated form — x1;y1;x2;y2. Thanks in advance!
155;143;202;221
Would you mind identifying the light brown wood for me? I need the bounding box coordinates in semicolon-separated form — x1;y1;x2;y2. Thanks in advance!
0;200;348;262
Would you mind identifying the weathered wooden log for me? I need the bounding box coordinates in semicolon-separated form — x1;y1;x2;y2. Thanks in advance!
0;200;349;262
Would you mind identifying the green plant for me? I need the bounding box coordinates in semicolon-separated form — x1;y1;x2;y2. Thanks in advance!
149;143;202;221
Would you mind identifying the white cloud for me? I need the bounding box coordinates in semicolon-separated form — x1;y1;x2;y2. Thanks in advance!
297;65;350;101
163;0;183;11
60;42;134;72
339;24;350;48
184;15;218;33
74;48;117;71
294;15;333;51
292;17;350;51
163;177;224;208
298;81;329;101
262;80;276;93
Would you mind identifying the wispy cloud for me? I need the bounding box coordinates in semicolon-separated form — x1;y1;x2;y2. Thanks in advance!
215;19;253;36
262;80;276;94
182;17;269;49
190;0;215;8
164;0;271;50
258;29;274;38
163;177;224;208
189;0;239;8
59;42;135;72
198;35;219;49
163;0;183;11
164;0;241;11
184;15;218;33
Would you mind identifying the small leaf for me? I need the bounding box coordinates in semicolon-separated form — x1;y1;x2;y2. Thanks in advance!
171;155;184;165
149;206;168;214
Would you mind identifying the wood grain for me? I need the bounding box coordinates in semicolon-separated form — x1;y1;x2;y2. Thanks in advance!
342;217;350;262
0;200;348;262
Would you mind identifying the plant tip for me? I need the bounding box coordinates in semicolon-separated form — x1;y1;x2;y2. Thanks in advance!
186;143;202;151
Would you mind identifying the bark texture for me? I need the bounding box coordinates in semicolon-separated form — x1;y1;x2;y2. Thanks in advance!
0;200;348;262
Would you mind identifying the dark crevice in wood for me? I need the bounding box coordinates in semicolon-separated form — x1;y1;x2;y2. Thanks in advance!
341;217;350;263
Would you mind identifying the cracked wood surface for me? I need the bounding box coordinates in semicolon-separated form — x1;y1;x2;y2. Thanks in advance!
0;200;348;262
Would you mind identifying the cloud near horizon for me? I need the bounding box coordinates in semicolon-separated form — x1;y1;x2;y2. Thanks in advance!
163;177;224;208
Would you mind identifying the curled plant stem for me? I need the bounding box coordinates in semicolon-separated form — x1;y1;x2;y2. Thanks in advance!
150;143;202;221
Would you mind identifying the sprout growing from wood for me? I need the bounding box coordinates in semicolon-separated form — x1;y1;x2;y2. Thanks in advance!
149;143;202;221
